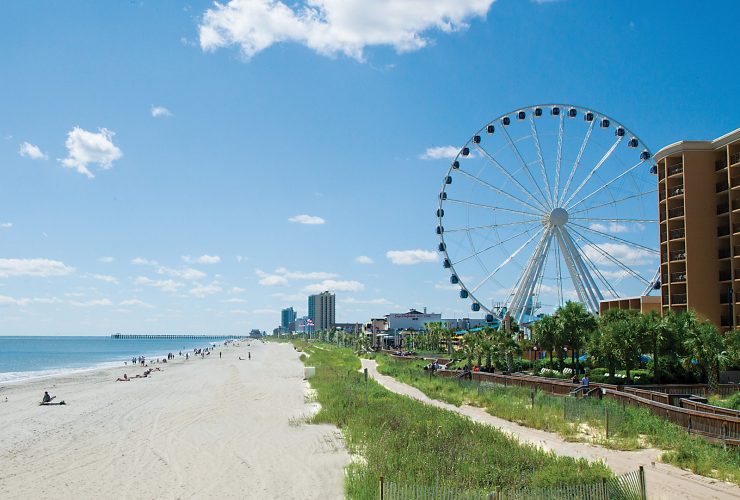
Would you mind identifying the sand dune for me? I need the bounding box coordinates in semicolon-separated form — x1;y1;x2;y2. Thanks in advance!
0;342;348;499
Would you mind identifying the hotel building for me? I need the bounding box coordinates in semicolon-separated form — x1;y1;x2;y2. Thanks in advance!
656;128;740;329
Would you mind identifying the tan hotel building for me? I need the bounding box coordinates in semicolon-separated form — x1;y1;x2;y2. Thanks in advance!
656;128;740;329
600;128;740;329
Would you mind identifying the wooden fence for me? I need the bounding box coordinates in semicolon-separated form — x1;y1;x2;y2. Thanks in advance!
437;369;740;447
679;398;740;418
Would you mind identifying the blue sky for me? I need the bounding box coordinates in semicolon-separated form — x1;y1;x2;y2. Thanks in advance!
1;0;739;335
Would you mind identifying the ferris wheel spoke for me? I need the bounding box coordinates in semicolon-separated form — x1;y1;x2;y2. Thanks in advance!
569;217;657;224
566;158;648;211
529;114;553;207
553;113;565;205
558;119;595;206
456;169;546;214
445;198;542;218
554;239;564;307
470;226;544;294
445;219;542;233
568;221;659;255
563;136;624;207
568;226;652;286
452;226;540;266
499;124;552;210
473;144;549;212
569;189;657;216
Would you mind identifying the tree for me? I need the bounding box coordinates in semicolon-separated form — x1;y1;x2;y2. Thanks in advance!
593;309;629;380
682;320;729;393
558;301;597;375
532;314;559;369
460;332;477;368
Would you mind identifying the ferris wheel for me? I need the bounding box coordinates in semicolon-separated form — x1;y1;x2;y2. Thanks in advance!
436;104;660;325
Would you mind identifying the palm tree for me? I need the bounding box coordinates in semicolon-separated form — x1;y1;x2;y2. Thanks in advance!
532;314;559;369
682;319;729;393
460;332;477;369
558;301;597;375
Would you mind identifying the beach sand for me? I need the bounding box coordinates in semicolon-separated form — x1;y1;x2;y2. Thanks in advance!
0;341;349;499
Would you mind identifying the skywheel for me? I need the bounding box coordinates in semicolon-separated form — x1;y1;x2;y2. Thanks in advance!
436;104;659;324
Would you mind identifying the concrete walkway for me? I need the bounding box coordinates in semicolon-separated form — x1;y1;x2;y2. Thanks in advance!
361;359;740;500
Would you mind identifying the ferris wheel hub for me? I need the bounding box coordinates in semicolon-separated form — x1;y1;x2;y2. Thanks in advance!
548;207;569;227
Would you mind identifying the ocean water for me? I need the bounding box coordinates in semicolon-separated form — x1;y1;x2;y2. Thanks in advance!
0;336;225;383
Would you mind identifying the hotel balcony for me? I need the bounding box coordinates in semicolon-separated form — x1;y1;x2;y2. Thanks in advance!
669;250;686;261
716;159;728;171
668;186;684;198
667;206;684;219
732;152;740;166
668;228;685;239
719;225;731;237
717;181;730;193
667;163;684;177
671;294;687;305
670;272;687;283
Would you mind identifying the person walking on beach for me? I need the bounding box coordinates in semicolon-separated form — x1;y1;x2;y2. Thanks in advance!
219;352;222;359
248;352;251;360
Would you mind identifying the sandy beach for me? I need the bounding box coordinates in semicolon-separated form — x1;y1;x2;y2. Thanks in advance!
0;342;349;499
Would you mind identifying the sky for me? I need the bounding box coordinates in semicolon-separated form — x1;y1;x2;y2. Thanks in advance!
1;0;739;335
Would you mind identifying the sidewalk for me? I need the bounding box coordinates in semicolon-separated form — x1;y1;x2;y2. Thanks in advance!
361;359;739;500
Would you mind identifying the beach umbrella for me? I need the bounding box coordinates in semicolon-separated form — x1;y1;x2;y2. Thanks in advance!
578;353;589;362
639;355;652;363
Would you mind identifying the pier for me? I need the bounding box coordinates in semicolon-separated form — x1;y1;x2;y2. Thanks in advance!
111;333;247;340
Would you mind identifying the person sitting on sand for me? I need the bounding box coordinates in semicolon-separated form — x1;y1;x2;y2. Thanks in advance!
42;391;55;403
117;374;130;382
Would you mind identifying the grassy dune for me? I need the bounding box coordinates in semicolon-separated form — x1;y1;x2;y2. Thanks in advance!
296;342;611;498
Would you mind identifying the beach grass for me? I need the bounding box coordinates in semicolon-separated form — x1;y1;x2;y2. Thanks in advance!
294;341;611;498
376;355;740;486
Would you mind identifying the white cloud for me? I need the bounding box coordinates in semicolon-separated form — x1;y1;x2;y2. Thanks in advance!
341;297;390;305
288;214;326;225
0;295;63;306
420;145;462;160
355;255;374;265
0;222;12;229
120;298;154;308
588;222;629;234
230;286;247;293
60;127;123;178
256;269;289;286
0;258;74;278
303;279;364;293
151;105;172;118
19;142;48;160
189;282;223;298
230;309;250;315
157;266;207;281
92;274;119;284
252;308;277;315
182;254;221;264
132;257;158;266
135;276;183;293
581;243;655;267
198;0;494;61
236;255;246;263
70;298;113;307
386;249;438;265
434;282;458;291
98;256;115;263
223;297;249;303
256;267;337;286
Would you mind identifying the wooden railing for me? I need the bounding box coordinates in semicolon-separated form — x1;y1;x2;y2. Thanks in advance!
679;398;740;418
435;369;740;447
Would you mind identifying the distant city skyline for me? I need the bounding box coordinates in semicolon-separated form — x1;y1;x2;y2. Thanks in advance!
1;1;739;334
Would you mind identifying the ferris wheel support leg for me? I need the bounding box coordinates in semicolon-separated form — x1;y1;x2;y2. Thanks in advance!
560;227;603;313
509;229;551;324
554;228;592;313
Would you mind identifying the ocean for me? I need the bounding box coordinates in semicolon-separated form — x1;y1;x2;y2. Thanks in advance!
0;336;226;383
